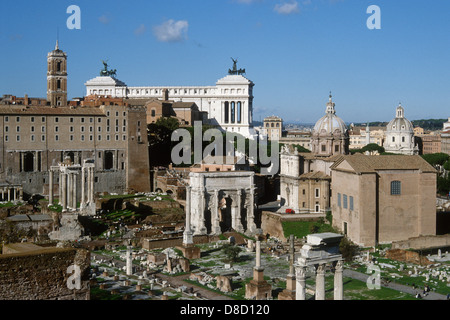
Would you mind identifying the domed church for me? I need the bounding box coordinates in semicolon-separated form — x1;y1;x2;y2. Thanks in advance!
310;94;349;156
383;104;419;155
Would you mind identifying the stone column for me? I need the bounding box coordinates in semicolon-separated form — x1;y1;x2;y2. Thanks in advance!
19;188;23;201
212;189;221;234
295;265;306;300
68;172;73;210
58;170;62;205
126;246;133;276
197;188;207;234
235;189;244;233
72;171;77;210
1;188;4;201
333;259;344;300
88;167;94;204
183;186;193;245
255;240;261;270
292;181;300;213
48;169;53;205
61;172;67;212
315;264;326;300
247;187;257;233
81;166;85;208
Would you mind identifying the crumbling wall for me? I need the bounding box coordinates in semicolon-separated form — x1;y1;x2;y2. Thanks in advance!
385;248;433;266
0;248;90;300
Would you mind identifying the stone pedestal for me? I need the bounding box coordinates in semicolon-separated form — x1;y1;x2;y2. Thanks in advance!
245;269;272;300
278;275;296;300
178;245;201;260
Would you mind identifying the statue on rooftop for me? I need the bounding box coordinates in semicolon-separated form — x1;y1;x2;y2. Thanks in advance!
228;57;246;75
100;60;117;77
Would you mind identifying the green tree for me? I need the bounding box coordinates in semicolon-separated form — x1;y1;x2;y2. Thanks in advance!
222;244;242;263
339;236;358;262
361;143;385;154
421;153;449;166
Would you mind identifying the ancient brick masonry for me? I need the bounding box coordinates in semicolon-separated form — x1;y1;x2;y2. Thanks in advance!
0;248;90;300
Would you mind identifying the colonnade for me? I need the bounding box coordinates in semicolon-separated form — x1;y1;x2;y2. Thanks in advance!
48;159;95;212
0;186;23;202
295;259;344;300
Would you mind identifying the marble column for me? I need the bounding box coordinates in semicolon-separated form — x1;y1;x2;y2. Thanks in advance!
58;171;62;205
334;260;344;300
255;240;261;270
315;264;326;300
80;166;86;208
212;189;221;234
197;188;207;234
235;189;244;233
7;187;11;202
48;169;53;205
126;246;132;276
61;172;67;212
247;187;257;233
295;265;306;300
67;172;73;210
72;172;77;210
183;186;193;245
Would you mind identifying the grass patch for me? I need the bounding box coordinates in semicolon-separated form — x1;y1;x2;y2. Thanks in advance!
282;220;336;239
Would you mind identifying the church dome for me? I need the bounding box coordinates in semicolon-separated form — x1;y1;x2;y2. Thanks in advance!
313;94;348;136
386;104;414;133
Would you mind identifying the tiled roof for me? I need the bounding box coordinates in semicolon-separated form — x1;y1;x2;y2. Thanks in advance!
331;154;436;173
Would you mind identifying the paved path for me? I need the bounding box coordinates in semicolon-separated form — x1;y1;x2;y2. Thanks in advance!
344;269;448;300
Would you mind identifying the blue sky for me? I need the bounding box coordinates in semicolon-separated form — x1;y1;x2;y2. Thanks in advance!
1;0;450;124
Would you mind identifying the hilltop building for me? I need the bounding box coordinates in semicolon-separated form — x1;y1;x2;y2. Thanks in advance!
85;59;256;138
383;104;419;155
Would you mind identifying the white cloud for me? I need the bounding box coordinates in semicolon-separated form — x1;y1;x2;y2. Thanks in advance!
274;1;300;15
152;19;189;43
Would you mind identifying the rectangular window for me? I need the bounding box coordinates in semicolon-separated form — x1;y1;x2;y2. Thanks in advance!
31;117;35;122
55;126;59;132
5;126;8;132
41;135;45;142
42;117;45;122
338;193;341;207
31;135;35;142
16;117;20;122
343;194;348;209
391;181;401;195
350;196;354;211
315;188;320;198
5;116;8;122
31;126;35;132
55;117;59;123
41;126;45;133
55;135;59;141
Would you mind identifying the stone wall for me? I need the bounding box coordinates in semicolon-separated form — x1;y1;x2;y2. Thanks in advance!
0;247;90;300
385;248;433;266
391;234;450;250
260;211;323;242
141;235;213;250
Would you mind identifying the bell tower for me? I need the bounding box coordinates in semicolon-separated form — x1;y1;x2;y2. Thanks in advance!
47;40;67;107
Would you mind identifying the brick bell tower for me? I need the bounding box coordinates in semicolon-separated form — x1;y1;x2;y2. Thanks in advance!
47;40;68;107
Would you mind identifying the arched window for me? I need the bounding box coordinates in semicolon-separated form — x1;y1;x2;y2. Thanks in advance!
224;102;229;123
151;109;156;117
391;181;401;195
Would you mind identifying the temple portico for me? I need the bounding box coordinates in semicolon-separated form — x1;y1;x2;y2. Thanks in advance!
294;233;344;300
